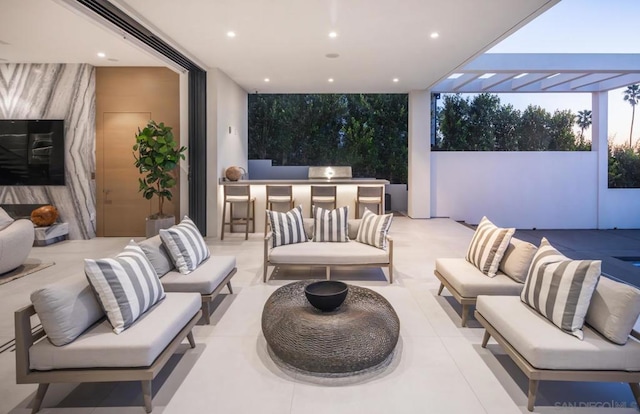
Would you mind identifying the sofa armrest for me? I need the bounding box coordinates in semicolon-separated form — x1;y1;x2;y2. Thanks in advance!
14;304;45;383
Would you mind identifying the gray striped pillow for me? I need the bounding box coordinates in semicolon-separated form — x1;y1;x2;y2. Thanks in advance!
465;216;515;277
159;216;210;274
267;205;307;248
521;237;601;339
356;208;393;249
313;205;349;242
84;241;165;334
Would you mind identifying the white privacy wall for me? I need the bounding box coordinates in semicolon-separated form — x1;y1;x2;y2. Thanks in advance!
431;151;598;229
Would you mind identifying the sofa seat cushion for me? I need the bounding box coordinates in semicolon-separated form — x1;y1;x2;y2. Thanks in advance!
161;256;236;295
29;292;201;371
270;241;388;265
476;295;640;371
435;258;523;297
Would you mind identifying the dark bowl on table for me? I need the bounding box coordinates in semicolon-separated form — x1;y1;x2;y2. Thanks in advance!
304;281;349;312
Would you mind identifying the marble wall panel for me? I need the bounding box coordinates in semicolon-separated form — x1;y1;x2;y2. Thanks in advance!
0;63;96;239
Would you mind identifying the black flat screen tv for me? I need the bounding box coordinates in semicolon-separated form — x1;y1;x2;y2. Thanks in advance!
0;120;65;186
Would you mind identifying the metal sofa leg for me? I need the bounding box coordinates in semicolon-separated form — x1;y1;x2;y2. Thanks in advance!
141;380;153;413
437;283;444;295
527;379;539;412
31;383;49;414
227;281;233;294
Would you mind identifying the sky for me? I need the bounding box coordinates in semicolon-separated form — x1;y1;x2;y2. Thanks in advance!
481;0;640;145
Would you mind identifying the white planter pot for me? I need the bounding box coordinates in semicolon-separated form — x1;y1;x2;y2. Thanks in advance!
145;216;175;238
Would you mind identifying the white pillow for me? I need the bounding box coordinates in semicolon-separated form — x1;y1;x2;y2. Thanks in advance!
465;216;514;278
84;241;165;334
355;208;393;249
159;216;210;274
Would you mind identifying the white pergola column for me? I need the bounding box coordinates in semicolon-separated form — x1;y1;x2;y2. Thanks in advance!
592;91;608;229
408;90;431;218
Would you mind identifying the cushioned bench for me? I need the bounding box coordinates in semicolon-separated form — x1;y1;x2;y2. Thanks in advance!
475;277;640;411
434;237;536;326
263;218;393;283
17;275;201;413
139;235;237;324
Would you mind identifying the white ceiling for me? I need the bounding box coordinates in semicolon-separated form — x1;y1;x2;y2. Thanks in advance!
1;0;559;93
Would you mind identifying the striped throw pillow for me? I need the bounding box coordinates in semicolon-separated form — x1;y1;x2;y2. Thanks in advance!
356;208;393;249
267;205;307;248
521;238;601;339
159;216;210;274
465;216;515;278
313;206;349;242
84;241;165;334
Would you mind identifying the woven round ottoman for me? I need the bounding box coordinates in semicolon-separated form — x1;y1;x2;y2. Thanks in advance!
261;280;400;374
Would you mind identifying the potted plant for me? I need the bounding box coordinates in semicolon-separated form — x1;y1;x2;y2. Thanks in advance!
133;120;187;237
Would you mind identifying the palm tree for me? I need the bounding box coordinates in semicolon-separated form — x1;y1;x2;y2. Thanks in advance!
575;109;592;142
623;84;640;146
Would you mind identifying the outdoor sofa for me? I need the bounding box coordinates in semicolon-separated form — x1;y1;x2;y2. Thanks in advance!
475;275;640;411
264;217;393;283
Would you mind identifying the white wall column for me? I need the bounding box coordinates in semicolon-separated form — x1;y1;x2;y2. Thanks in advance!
591;92;608;229
408;90;431;218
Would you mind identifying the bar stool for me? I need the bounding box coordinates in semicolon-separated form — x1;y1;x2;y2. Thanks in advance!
355;186;384;218
265;185;295;235
310;185;337;216
221;185;255;240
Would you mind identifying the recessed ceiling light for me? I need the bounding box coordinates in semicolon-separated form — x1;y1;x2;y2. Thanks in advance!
329;31;338;38
393;78;399;83
447;73;463;79
107;58;119;62
97;52;106;58
514;73;528;79
479;73;495;79
328;78;334;83
226;31;236;38
430;32;439;39
264;78;270;82
325;53;340;59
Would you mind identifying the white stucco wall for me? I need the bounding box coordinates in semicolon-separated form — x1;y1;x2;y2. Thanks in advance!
431;151;599;229
206;68;248;237
599;189;640;229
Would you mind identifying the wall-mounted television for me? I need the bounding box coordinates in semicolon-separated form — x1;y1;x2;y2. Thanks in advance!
0;120;65;186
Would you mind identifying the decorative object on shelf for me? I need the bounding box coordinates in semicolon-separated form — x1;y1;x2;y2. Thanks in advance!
304;280;349;312
133;120;187;237
30;205;58;227
224;166;246;181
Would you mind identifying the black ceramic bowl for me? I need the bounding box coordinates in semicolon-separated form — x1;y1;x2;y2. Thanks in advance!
304;281;349;312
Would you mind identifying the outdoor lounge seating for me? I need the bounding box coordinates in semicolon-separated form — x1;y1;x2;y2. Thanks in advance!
434;236;537;326
475;280;640;411
16;275;201;413
139;235;237;324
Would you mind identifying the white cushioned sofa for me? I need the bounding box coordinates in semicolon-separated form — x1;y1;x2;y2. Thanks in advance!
0;206;35;274
434;237;537;326
139;235;237;324
475;276;640;411
263;218;393;283
17;276;201;413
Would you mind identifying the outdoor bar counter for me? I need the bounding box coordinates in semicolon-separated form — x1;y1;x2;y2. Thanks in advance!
219;178;389;234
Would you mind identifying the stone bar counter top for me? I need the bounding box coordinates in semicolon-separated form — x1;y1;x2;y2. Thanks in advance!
218;178;389;237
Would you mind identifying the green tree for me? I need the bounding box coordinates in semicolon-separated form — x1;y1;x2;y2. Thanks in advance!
467;93;500;150
493;104;520;151
438;94;470;150
518;105;551;150
548;109;577;150
609;143;640;188
623;84;640;147
575;109;592;143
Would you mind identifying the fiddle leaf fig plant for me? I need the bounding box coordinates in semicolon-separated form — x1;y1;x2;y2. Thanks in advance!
133;120;187;219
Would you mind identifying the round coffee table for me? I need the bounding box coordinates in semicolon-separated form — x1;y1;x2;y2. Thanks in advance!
261;280;400;374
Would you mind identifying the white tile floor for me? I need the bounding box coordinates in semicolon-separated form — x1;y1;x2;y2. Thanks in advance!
0;218;637;413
